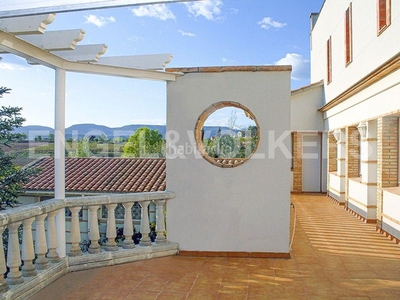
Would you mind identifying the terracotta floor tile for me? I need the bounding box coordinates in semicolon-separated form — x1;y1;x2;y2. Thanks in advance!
348;270;379;279
156;291;188;300
96;289;134;300
216;291;248;300
186;293;217;300
29;194;400;300
124;291;160;300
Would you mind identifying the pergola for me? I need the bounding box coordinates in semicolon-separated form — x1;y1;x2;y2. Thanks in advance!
0;0;198;257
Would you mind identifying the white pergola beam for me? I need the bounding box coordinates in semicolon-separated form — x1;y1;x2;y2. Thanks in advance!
0;30;179;81
0;0;201;18
0;14;55;34
64;60;179;81
52;44;108;62
96;54;173;70
0;30;66;68
20;29;85;51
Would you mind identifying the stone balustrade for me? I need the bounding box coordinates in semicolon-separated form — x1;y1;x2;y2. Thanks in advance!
0;191;177;299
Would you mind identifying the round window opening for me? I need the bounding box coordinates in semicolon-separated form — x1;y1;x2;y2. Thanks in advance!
195;101;260;168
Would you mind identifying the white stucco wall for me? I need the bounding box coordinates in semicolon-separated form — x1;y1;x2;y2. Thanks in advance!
290;82;324;131
324;69;400;129
311;0;400;103
166;68;291;253
290;82;327;193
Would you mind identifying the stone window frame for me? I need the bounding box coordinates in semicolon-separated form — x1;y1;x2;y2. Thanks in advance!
194;101;260;168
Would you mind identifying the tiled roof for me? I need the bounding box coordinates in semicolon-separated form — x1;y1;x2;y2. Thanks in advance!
24;157;166;193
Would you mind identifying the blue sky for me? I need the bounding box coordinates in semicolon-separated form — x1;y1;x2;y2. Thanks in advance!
0;0;323;128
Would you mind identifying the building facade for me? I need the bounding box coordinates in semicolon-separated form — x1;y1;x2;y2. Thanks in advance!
309;0;400;242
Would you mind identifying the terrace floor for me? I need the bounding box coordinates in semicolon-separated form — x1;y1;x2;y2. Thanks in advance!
30;194;400;299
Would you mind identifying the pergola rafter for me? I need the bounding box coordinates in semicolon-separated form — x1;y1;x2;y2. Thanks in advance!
0;30;180;81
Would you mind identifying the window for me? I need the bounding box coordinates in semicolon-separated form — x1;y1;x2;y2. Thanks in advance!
377;0;391;34
327;36;332;84
345;3;353;65
194;101;259;168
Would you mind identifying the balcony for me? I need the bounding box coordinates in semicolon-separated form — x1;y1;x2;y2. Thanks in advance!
0;191;176;299
1;193;400;299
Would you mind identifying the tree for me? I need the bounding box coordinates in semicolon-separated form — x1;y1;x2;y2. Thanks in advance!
122;127;165;158
0;86;39;209
77;138;90;157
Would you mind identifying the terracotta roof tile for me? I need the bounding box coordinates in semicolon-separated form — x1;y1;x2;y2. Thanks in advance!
24;157;166;193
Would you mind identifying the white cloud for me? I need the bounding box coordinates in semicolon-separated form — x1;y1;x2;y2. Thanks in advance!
131;4;175;20
221;57;236;64
185;0;223;20
230;8;239;15
258;17;286;30
0;62;25;71
85;14;116;28
275;53;310;81
178;29;196;37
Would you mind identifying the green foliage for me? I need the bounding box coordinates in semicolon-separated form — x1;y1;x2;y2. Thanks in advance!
0;86;39;210
122;127;165;158
203;125;258;159
77;139;90;157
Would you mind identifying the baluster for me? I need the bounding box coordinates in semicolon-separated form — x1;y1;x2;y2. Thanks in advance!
88;205;101;254
0;226;9;292
7;222;23;285
21;217;37;277
35;214;49;270
155;199;167;244
47;211;60;262
122;203;135;249
105;204;118;251
139;200;151;246
68;207;82;256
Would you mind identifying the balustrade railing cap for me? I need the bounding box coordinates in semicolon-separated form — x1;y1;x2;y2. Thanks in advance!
0;198;66;225
64;191;175;207
0;191;175;226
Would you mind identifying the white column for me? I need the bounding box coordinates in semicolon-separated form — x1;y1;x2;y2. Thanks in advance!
337;129;346;176
35;214;49;270
7;222;23;285
21;217;37;277
88;205;101;254
361;120;378;220
0;226;9;292
105;204;118;251
47;211;60;262
139;200;151;246
54;67;66;258
122;203;135;249
336;129;346;203
155;199;166;244
68;206;82;256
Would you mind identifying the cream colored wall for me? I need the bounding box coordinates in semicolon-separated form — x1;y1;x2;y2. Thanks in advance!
291;84;324;131
312;0;400;240
311;0;400;103
290;84;327;193
166;69;291;253
324;70;400;129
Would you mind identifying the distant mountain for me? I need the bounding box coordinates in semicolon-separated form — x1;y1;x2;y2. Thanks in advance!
13;125;53;140
15;123;236;140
